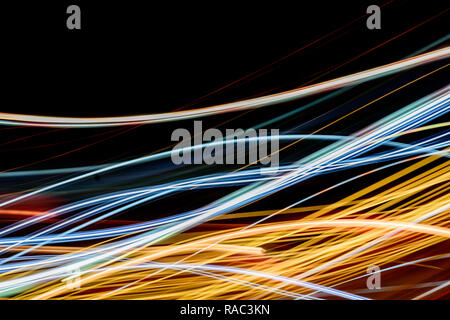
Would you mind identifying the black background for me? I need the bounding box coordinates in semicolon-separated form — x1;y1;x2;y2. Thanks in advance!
1;0;448;116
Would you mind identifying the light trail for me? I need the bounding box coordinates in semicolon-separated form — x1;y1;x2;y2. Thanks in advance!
0;47;448;128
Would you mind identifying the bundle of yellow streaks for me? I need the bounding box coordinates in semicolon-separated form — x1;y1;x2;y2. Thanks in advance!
6;150;450;300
